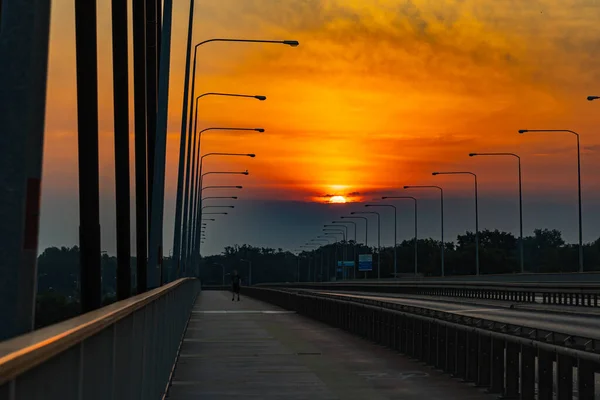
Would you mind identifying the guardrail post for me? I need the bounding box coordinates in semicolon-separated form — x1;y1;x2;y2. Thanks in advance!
414;318;423;360
488;337;504;394
504;341;519;397
466;330;478;382
445;327;456;374
577;359;597;399
476;334;491;387
436;324;446;370
399;314;407;354
520;345;535;399
406;316;415;358
454;329;467;380
428;321;437;365
537;348;554;399
556;353;573;400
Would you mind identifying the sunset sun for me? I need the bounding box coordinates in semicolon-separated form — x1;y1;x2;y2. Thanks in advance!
329;195;347;204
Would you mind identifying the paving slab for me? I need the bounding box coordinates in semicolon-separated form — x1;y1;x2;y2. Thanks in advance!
167;291;494;400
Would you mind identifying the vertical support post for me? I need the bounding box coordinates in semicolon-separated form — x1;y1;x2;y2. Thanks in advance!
537;349;554;399
145;0;158;239
454;329;467;379
111;0;131;300
466;331;478;382
520;345;535;400
132;0;148;294
556;353;573;400
577;359;596;400
0;0;51;340
147;0;174;286
504;341;519;397
476;334;491;387
445;327;456;374
488;338;504;394
75;0;102;312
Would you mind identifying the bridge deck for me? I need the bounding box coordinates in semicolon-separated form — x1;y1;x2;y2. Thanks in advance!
167;291;493;399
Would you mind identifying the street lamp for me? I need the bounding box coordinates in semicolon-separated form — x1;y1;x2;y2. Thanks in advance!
469;152;523;273
404;185;445;277
181;128;256;269
432;171;479;276
202;196;238;201
365;204;398;277
341;216;368;246
202;185;243;191
174;86;262;275
382;196;418;276
351;211;381;279
518;129;583;272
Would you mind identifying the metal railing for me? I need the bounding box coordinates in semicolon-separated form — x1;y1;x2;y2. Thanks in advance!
263;281;600;307
0;278;200;400
244;287;600;399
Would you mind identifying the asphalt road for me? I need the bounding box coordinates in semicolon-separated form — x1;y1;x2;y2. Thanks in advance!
315;290;600;340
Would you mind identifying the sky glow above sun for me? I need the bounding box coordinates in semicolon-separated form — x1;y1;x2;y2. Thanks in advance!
42;0;600;208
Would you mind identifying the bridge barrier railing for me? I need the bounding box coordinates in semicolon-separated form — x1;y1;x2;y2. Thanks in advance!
244;286;600;399
260;281;600;307
0;278;200;400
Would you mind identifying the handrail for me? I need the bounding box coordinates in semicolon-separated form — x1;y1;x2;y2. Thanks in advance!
262;281;600;291
0;277;195;385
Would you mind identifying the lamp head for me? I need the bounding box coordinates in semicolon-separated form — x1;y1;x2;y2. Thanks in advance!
255;128;265;133
231;196;238;199
518;129;527;134
222;212;228;215
587;96;599;101
469;153;477;157
255;95;267;101
236;185;243;188
283;40;300;47
248;154;256;158
227;206;235;208
381;196;388;199
242;170;249;175
365;205;371;207
350;212;356;215
403;186;410;189
432;172;439;176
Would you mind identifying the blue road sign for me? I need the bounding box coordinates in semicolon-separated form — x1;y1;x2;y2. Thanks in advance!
337;261;355;267
358;254;372;272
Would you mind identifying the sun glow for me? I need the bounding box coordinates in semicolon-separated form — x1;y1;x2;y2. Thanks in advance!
329;195;347;204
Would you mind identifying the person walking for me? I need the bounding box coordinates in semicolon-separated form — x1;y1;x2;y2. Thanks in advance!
231;270;242;301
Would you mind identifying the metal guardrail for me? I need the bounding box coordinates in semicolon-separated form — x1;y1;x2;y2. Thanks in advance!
0;278;200;400
244;287;600;399
263;281;600;307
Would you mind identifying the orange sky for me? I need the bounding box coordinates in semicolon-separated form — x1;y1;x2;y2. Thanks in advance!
43;0;600;207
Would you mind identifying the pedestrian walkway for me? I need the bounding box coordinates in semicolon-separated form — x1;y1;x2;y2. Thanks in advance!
167;291;494;399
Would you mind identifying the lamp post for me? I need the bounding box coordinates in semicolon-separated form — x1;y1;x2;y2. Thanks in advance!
300;244;318;281
191;170;248;263
311;239;329;281
365;204;397;277
325;224;347;276
382;196;418;276
181;129;257;274
518;129;583;273
177;36;298;270
323;233;342;280
202;185;243;191
432;171;479;276
351;211;381;279
341;216;368;246
469;152;523;273
332;220;357;279
174;92;264;276
404;185;445;277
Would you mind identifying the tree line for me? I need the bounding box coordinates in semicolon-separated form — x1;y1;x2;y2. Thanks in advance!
34;228;600;327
